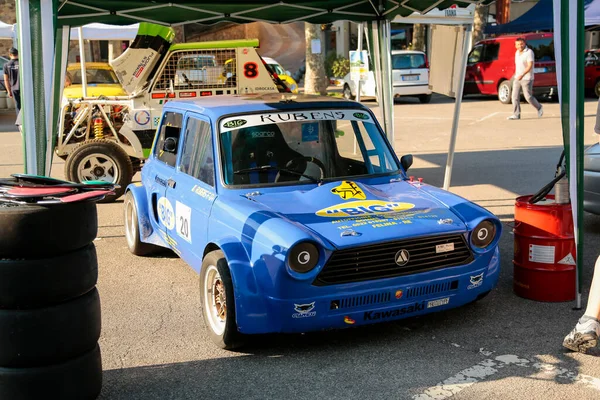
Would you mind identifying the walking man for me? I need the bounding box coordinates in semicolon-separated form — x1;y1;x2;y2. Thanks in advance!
3;47;20;114
508;38;543;120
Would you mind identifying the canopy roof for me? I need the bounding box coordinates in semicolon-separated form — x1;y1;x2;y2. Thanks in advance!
57;0;491;27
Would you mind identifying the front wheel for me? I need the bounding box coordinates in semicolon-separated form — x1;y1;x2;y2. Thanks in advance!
64;139;133;202
200;250;245;350
594;80;600;98
124;191;161;256
498;80;512;104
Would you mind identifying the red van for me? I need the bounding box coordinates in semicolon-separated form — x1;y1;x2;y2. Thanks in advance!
464;33;557;103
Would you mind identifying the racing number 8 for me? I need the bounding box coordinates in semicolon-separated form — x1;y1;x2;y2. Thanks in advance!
243;62;259;79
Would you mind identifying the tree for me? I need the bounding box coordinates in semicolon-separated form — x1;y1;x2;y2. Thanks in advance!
304;23;328;95
412;24;426;51
472;5;489;44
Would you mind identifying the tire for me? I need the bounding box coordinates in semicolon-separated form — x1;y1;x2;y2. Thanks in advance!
343;84;355;100
124;191;161;256
200;250;245;350
0;288;101;368
595;80;600;98
0;201;97;258
0;244;98;309
0;344;102;400
64;139;133;202
498;80;512;104
419;94;432;104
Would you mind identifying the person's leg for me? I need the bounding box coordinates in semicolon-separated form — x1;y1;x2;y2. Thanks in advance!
563;255;600;352
511;79;521;118
522;80;542;111
12;90;21;114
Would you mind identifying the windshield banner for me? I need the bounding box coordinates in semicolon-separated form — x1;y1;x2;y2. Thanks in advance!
220;110;374;132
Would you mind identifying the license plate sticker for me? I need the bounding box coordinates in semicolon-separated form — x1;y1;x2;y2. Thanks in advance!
436;243;455;253
402;75;419;81
427;297;450;308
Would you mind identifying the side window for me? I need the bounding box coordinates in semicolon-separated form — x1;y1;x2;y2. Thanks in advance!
482;43;500;62
180;117;215;186
154;112;183;168
527;38;555;62
468;45;483;64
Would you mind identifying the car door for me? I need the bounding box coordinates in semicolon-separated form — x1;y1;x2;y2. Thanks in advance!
165;113;217;269
147;111;184;245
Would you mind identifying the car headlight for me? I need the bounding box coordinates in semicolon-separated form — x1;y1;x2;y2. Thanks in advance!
291;84;298;92
288;242;319;273
471;220;496;248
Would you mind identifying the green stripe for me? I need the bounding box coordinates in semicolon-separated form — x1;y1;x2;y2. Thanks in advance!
137;22;175;42
29;0;48;175
170;39;260;51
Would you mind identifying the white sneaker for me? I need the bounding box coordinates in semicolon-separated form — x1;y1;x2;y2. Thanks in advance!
507;115;520;120
538;106;544;118
563;317;600;353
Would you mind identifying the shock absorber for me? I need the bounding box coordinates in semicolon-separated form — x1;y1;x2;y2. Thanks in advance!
93;117;104;140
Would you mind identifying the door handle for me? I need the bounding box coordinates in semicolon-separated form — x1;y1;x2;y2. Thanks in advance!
167;179;176;189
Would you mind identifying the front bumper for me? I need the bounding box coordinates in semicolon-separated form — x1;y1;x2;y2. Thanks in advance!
236;246;500;334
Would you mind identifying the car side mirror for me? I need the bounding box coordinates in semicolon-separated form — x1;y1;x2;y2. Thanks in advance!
400;154;413;171
163;137;178;153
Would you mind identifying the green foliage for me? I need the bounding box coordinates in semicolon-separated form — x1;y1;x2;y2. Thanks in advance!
331;57;350;78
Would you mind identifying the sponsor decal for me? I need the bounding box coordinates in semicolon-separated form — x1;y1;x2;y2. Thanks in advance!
134;110;150;126
436;243;455;253
191;185;216;201
331;181;366;200
153;116;161;127
157;197;175;230
438;218;454;225
155;175;168;187
340;229;362;237
395;290;403;300
223;119;247;129
316;200;415;218
301;123;319;142
427;297;450;308
292;302;316;318
395;249;410;266
251;131;276;138
363;302;425;321
344;316;356;325
353;112;369;120
468;273;484;290
179;91;197;98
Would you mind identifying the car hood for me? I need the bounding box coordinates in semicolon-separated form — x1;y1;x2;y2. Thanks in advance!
249;180;468;249
63;84;127;99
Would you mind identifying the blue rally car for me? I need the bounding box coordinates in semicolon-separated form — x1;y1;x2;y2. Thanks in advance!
124;94;501;349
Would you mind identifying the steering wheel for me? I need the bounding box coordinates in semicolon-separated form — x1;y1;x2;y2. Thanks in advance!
182;72;191;85
275;156;326;182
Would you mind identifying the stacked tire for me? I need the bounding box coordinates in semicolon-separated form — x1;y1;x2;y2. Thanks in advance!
0;201;102;399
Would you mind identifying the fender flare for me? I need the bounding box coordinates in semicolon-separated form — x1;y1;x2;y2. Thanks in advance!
125;184;163;246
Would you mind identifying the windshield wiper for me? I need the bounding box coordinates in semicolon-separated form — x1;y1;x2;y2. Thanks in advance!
234;165;321;184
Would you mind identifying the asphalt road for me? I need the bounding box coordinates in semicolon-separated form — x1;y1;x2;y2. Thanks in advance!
2;94;600;399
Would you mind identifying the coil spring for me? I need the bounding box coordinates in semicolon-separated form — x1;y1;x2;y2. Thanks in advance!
93;118;104;140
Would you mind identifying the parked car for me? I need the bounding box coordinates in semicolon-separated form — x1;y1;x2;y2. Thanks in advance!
342;50;432;103
584;142;600;214
262;56;299;93
64;62;127;98
124;93;501;349
585;49;600;97
464;33;557;104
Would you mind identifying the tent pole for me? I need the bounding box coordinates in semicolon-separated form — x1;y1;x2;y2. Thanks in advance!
443;24;472;191
78;27;88;98
354;22;364;155
371;19;395;149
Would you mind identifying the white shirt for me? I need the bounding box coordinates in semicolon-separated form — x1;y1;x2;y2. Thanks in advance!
515;47;535;81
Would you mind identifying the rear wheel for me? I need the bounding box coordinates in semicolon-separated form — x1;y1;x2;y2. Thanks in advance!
595;80;600;98
200;250;245;350
64;139;133;202
419;94;432;104
343;84;355;100
498;80;512;104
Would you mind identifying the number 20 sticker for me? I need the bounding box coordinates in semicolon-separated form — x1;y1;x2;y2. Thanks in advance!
176;201;192;243
243;62;259;79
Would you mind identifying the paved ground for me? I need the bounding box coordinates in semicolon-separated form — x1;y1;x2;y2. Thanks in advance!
2;94;600;399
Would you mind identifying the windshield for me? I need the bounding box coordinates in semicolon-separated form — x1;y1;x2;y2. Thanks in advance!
70;68;119;85
268;63;285;75
219;109;400;187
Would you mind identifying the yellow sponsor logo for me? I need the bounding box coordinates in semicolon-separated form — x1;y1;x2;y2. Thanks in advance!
330;181;366;200
316;201;415;217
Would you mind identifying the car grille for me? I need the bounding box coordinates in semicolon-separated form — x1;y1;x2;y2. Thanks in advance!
314;234;473;286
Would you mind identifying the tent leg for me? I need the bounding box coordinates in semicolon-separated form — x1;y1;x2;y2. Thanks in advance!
443;24;472;191
78;27;88;98
371;19;395;150
17;0;57;175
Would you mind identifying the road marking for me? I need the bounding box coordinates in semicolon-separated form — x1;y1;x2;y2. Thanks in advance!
476;111;501;122
413;354;600;399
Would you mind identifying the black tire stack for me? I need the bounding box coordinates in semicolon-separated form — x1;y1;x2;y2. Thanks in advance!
0;201;102;399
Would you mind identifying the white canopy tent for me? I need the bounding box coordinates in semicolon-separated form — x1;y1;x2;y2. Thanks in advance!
0;21;138;41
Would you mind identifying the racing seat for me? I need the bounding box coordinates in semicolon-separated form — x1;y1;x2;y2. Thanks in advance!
231;124;305;185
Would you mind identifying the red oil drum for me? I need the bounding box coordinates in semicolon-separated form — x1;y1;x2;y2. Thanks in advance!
513;195;576;302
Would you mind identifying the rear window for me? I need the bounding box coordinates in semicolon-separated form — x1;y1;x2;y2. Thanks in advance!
527;38;555;62
392;53;426;70
70;68;119;85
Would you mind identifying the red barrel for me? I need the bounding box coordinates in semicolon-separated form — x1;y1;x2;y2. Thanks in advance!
513;195;576;302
